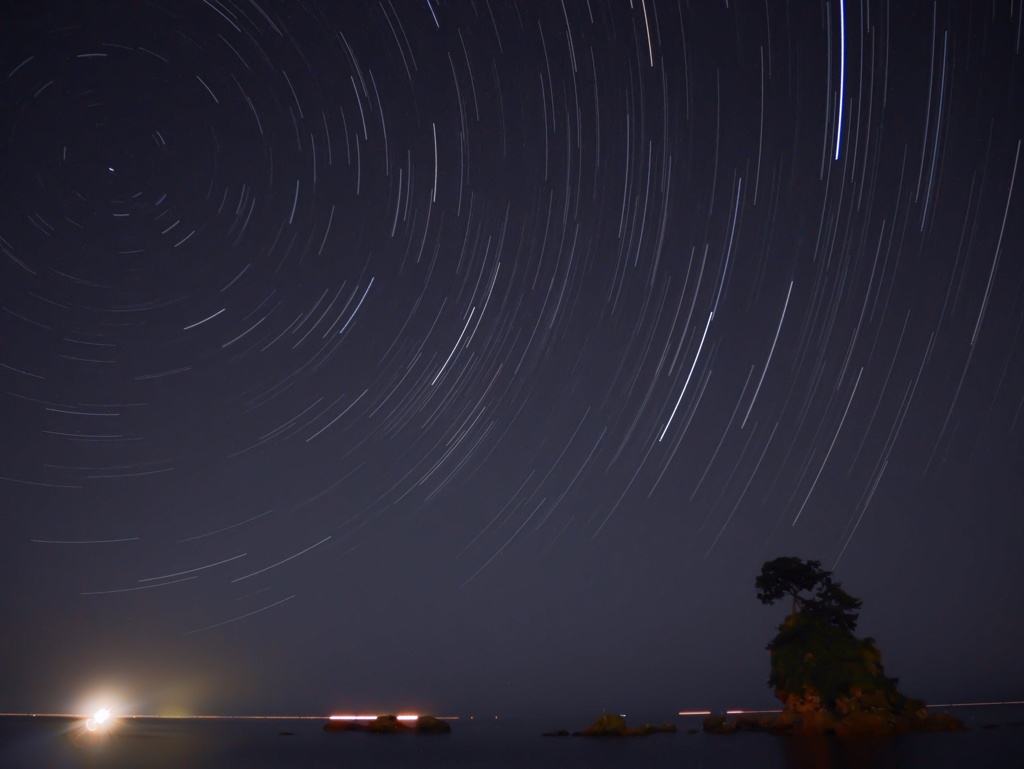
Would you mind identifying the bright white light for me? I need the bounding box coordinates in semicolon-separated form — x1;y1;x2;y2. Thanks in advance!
83;707;114;733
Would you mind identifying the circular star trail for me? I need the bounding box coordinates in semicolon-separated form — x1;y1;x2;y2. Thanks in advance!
1;1;1022;714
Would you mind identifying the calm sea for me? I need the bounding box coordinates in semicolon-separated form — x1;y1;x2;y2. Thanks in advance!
1;706;1021;768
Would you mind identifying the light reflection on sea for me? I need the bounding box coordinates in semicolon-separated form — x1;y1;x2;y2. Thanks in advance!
0;705;1021;769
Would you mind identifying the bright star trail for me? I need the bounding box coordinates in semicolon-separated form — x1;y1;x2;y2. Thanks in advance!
1;1;1021;718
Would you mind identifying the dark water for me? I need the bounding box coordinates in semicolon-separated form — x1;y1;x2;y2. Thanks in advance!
1;707;1021;768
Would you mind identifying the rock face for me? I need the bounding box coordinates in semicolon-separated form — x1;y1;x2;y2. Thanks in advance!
568;713;677;737
759;613;964;735
323;715;451;734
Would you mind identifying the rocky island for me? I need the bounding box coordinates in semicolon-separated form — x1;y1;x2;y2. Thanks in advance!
324;715;451;734
543;713;676;737
705;557;964;737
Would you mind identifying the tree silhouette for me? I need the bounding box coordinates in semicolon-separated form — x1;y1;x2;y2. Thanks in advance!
756;556;861;631
804;577;862;633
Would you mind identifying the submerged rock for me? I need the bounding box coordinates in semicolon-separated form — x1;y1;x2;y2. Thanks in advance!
732;715;774;732
572;713;676;737
702;715;735;735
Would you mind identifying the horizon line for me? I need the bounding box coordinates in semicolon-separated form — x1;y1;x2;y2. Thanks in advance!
3;699;1024;722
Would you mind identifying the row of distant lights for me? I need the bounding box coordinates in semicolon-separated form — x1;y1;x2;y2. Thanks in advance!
77;698;1024;727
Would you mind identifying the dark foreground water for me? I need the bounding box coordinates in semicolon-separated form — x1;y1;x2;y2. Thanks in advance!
1;707;1021;768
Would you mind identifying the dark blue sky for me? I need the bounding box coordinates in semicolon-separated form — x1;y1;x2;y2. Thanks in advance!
1;0;1022;719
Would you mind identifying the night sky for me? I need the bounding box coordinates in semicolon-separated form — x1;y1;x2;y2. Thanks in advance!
2;0;1023;720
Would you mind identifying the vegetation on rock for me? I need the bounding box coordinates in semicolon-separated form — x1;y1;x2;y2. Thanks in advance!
767;612;911;711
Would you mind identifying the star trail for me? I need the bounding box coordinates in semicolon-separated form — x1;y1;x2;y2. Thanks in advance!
1;1;1022;718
